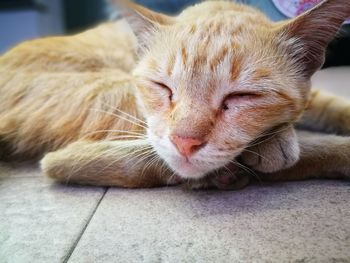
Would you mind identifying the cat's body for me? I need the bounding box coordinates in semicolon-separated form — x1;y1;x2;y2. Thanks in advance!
1;0;350;189
0;22;140;155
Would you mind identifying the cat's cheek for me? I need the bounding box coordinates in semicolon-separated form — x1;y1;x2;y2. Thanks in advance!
146;116;169;139
143;100;168;115
219;108;242;124
136;88;170;114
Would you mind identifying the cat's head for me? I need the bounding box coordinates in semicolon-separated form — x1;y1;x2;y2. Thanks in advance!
117;0;350;179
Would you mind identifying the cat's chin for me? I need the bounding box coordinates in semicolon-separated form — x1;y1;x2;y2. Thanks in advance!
174;169;207;180
169;159;208;179
170;157;241;180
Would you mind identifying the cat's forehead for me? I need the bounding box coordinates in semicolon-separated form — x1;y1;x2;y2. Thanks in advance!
136;4;286;97
150;17;276;90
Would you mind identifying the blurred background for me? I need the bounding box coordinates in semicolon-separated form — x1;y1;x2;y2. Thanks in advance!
0;0;349;67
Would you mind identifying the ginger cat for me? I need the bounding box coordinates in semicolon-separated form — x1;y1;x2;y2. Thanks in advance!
0;0;350;189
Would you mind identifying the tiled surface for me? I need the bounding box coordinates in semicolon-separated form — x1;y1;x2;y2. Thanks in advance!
0;174;105;263
68;182;350;263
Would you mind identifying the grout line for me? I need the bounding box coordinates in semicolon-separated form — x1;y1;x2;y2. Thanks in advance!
63;187;109;263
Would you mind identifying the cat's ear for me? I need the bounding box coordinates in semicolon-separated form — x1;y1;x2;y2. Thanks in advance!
110;0;174;49
277;0;350;78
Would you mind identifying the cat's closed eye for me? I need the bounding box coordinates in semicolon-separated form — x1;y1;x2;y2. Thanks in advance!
221;92;261;111
151;81;173;101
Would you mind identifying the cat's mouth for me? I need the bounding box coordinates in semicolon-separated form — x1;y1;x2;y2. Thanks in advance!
173;157;208;179
171;155;240;181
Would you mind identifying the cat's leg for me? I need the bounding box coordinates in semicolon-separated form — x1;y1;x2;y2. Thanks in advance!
41;140;179;188
183;130;350;189
260;131;350;181
298;89;350;135
41;139;252;190
241;88;350;172
240;126;300;173
241;89;350;175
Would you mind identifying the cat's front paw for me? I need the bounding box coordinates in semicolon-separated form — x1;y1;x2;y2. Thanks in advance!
185;169;250;191
241;126;300;173
211;170;250;190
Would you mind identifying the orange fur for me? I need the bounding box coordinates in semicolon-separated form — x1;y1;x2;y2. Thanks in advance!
1;0;350;188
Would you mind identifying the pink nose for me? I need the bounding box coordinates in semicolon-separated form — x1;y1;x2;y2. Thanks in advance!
170;135;205;157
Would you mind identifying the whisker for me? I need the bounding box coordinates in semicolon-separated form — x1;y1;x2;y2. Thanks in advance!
100;147;155;173
230;159;262;183
259;125;292;138
140;154;159;179
243;149;270;162
81;129;146;139
102;102;148;125
166;170;179;187
106;135;147;141
109;145;154;160
130;149;157;166
90;108;148;129
223;165;233;175
248;125;292;148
